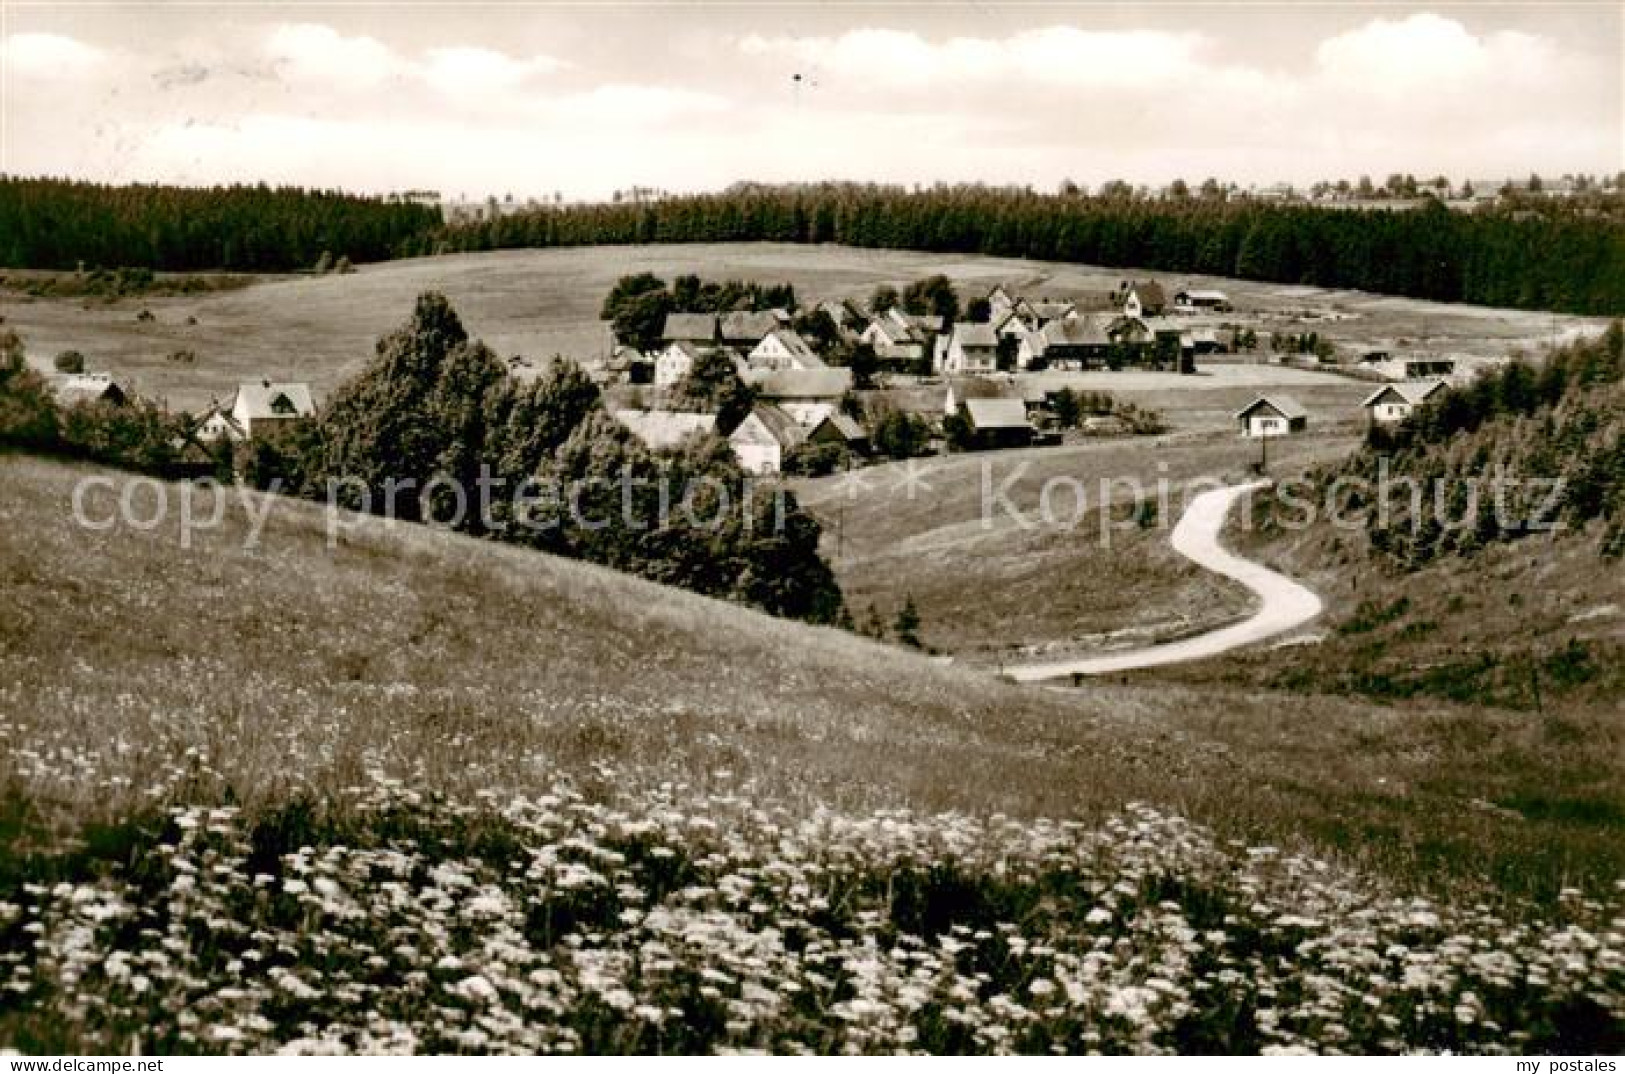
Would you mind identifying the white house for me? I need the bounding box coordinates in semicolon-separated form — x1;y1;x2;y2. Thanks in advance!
1235;395;1308;438
859;317;926;365
50;372;127;407
746;329;824;372
654;341;709;388
1173;289;1232;313
611;409;719;451
729;403;806;475
941;323;1000;375
1362;381;1446;425
228;381;315;439
195;406;247;443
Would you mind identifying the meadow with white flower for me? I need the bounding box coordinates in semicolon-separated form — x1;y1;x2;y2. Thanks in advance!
1;456;1620;1053
3;781;1620;1054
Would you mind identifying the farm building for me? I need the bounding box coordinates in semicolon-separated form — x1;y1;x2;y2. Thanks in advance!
805;409;869;454
659;312;720;345
943;375;1021;418
1120;280;1168;318
745;368;853;426
746;329;824;372
958;398;1035;450
729;403;805;475
1235;395;1308;438
224;381;315;439
50;372;127;407
1357;352;1458;381
859;317;927;366
1022;316;1112;370
941;323;1000;375
1362;381;1447;425
718;310;784;349
611;409;719;451
1174;289;1232;312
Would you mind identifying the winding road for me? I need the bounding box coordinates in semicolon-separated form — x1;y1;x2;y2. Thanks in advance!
1004;481;1323;682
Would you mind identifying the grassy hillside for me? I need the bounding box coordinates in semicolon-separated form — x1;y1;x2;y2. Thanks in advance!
1;244;1600;414
796;430;1359;661
1;455;1621;1052
1184;330;1625;712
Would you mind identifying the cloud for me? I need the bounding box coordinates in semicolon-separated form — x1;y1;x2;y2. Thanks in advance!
1;32;106;78
739;25;1205;91
1314;13;1556;96
265;23;401;91
0;13;1612;198
422;45;563;97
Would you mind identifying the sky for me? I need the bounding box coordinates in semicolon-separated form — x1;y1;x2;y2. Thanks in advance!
0;2;1619;199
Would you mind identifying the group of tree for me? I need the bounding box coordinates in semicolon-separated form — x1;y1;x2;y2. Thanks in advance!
599;272;798;351
279;293;845;624
439;184;1625;317
0;177;437;272
1270;330;1336;360
1345;322;1625;565
0;330;219;475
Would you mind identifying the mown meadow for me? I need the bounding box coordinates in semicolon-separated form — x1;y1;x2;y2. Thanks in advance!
0;455;1620;1052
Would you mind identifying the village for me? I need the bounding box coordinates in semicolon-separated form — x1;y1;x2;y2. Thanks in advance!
590;275;1459;474
35;273;1464;478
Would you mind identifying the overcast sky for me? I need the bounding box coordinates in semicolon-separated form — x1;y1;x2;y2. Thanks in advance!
1;3;1619;199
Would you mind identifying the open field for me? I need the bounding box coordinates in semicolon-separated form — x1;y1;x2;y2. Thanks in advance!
877;364;1377;434
795;430;1359;662
2;243;1606;413
2;454;1620;1051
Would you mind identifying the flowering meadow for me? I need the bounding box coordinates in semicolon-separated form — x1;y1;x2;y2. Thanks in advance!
1;769;1619;1055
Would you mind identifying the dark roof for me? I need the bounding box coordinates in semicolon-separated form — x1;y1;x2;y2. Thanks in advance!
719;310;781;343
1362;381;1446;407
1129;280;1167;309
661;312;719;341
735;403;807;449
1042;316;1109;347
1235;394;1308;421
810;410;867;442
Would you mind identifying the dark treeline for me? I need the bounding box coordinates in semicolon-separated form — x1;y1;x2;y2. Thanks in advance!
7;177;1622;314
438;186;1625;316
0;177;439;272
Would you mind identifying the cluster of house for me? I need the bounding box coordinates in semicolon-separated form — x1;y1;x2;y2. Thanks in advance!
1234;379;1448;438
45;370;318;446
602;281;1250;473
852;281;1234;376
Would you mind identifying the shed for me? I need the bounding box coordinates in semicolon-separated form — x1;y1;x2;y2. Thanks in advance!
1235;395;1308;437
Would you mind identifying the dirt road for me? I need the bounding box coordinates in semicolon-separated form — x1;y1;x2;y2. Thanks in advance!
1004;481;1323;681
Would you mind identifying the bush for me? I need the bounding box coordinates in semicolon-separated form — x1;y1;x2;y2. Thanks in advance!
783;440;849;477
53;350;85;374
